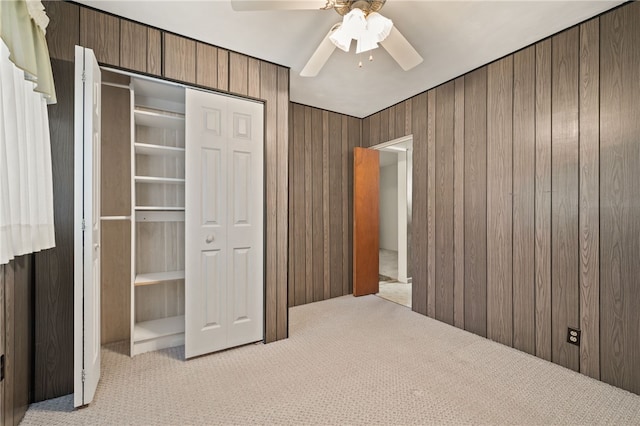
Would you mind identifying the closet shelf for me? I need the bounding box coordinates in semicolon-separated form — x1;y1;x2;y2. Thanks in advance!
135;210;185;222
135;206;185;211
133;315;185;343
135;176;185;184
134;109;185;130
135;270;185;286
134;143;185;157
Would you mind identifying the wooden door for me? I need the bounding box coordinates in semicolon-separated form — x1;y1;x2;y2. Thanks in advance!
184;88;264;358
74;46;102;407
353;147;380;296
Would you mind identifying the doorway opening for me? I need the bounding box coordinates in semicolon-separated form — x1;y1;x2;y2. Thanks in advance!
372;136;412;308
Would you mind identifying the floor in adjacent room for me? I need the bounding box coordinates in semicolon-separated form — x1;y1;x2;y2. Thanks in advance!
377;248;411;308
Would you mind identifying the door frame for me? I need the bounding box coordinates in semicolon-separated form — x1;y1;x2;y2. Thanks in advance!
369;135;413;285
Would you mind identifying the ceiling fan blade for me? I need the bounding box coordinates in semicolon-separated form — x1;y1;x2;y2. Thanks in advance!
380;27;423;71
300;24;340;77
230;0;329;11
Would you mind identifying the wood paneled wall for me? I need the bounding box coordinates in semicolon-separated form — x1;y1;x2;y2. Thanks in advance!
36;0;289;401
361;2;640;395
100;76;132;345
1;255;35;426
599;2;640;394
288;104;361;305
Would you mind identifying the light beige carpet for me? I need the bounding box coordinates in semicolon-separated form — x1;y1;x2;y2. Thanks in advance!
22;295;640;425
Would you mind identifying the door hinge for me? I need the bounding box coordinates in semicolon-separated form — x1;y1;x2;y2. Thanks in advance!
1;354;4;381
81;369;86;383
81;219;86;231
82;70;86;82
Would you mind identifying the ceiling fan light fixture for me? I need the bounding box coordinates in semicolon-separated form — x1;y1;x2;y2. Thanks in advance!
354;11;393;54
329;28;353;52
329;8;367;52
366;12;392;42
355;35;378;54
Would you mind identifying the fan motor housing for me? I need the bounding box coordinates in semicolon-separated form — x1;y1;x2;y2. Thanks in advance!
332;0;386;16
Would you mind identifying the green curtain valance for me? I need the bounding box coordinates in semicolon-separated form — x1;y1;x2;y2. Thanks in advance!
0;0;56;103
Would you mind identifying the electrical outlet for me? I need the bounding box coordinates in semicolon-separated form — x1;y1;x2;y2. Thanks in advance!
567;327;581;346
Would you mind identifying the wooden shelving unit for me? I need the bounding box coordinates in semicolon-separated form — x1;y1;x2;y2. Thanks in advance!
131;78;186;356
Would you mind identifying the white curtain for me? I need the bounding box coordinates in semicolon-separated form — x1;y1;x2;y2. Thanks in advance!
0;32;55;264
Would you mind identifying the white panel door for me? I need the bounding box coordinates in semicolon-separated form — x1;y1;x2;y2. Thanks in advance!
225;97;264;347
185;89;263;358
74;45;101;407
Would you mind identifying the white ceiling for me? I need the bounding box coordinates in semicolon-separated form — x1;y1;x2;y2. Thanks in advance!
75;0;624;118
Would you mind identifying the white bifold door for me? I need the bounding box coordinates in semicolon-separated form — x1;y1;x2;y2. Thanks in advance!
185;88;264;359
73;45;101;407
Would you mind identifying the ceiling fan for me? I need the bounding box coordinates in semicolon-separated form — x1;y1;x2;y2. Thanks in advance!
230;0;423;77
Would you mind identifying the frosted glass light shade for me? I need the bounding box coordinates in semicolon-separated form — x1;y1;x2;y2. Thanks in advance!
355;12;393;54
329;8;367;52
366;12;393;42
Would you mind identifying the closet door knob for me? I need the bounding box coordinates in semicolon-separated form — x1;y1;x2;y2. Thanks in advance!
206;235;214;243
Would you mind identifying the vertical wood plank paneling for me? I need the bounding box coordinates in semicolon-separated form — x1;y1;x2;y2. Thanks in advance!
260;63;278;341
464;67;488;337
551;28;580;371
312;108;324;301
163;33;196;84
101;221;131;344
100;83;131;345
453;77;465;330
487;56;513;347
535;39;553;361
101;84;131;216
146;28;161;76
380;108;389;143
362;116;371;148
435;82;455;325
411;93;428;315
341;116;350;296
292;104;306;306
329;113;344;297
248;58;261;98
323;111;330;299
120;20;147;73
80;8;119;65
196;43;218;89
13;256;34;425
288;102;295;309
369;113;381;147
388;105;396;141
276;67;289;339
395;101;406;138
600;2;640;394
5;260;15;426
426;90;436;318
44;1;79;62
217;49;229;91
304;107;313;303
578;18;600;380
36;58;75;401
349;116;361;294
229;52;249;96
404;100;412;135
512;46;536;355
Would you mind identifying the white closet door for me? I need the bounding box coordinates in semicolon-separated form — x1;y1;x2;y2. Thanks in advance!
225;96;264;348
185;89;263;358
73;45;101;407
